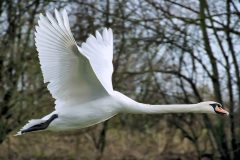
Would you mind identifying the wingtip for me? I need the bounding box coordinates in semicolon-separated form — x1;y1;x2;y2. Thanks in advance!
62;8;68;15
54;8;59;16
95;30;102;40
46;11;52;18
103;27;112;33
108;28;113;33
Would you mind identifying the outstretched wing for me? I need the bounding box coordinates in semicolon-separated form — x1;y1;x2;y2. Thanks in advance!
35;9;113;104
79;28;114;94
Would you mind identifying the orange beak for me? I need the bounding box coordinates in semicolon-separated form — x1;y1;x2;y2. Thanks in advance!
215;107;229;116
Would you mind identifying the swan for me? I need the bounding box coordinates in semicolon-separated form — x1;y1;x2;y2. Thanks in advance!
16;9;228;135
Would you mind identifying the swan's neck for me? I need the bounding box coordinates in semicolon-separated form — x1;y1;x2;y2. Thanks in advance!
113;91;212;114
127;102;211;114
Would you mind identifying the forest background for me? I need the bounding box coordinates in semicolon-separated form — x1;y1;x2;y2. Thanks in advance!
0;0;240;160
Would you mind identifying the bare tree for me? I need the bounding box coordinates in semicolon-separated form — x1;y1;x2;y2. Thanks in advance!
0;0;239;159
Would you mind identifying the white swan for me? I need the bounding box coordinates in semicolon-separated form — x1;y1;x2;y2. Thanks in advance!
16;9;228;135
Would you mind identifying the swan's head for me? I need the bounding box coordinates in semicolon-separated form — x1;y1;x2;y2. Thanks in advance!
198;101;229;116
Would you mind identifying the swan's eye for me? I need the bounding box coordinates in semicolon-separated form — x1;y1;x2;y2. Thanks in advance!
212;104;229;116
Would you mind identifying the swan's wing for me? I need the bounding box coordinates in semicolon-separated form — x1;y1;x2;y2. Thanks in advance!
79;28;114;94
35;9;110;104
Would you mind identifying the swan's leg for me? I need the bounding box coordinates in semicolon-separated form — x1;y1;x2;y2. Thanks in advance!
21;114;58;134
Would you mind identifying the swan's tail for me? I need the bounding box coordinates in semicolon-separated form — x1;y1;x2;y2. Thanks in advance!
15;114;58;136
15;119;47;136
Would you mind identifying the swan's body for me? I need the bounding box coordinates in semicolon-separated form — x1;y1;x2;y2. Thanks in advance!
17;9;228;135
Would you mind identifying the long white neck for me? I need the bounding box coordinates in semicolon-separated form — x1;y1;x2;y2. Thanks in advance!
113;91;213;114
125;102;212;114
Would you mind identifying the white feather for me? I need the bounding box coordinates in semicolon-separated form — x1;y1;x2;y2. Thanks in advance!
35;9;108;103
80;28;114;93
